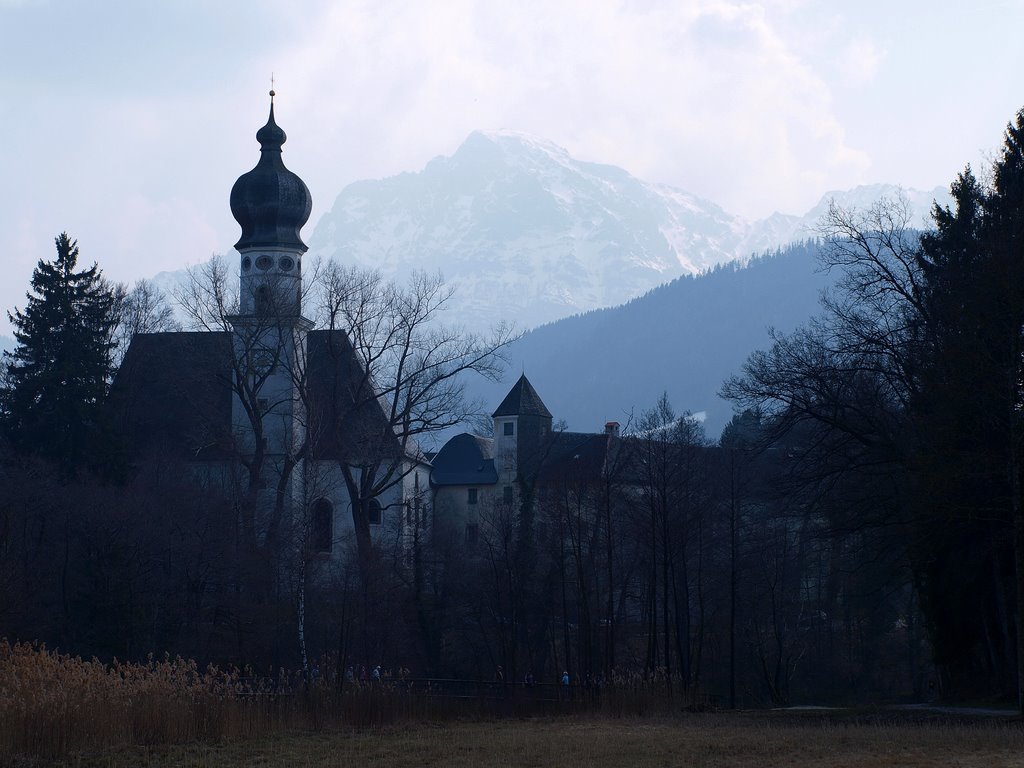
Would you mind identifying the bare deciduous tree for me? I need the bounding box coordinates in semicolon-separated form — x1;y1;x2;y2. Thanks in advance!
315;263;517;566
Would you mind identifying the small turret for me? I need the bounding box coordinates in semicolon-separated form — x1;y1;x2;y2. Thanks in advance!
492;374;553;484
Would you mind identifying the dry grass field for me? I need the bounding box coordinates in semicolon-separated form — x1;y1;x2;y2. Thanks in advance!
38;714;1024;768
3;642;1022;767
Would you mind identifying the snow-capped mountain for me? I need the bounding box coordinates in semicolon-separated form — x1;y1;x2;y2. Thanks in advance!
307;130;949;330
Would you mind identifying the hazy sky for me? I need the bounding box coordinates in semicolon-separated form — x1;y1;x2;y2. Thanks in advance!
1;0;1021;334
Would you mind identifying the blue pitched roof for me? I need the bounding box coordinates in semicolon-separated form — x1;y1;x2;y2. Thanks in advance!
430;432;498;486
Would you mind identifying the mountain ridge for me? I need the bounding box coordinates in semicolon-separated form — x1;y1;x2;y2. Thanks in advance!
307;130;947;330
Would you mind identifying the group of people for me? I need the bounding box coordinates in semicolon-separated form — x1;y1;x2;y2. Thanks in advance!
499;668;572;688
343;663;385;685
336;662;603;692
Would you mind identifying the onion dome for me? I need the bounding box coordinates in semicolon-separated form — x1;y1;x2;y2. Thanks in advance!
230;93;312;252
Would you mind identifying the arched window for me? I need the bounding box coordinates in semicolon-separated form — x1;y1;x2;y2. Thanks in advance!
368;498;383;526
312;499;333;553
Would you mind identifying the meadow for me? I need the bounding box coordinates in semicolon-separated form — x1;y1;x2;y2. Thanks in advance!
3;640;1021;767
25;716;1024;768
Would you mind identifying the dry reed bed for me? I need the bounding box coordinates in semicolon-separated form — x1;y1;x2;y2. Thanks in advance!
4;641;1022;767
0;640;714;763
0;640;296;762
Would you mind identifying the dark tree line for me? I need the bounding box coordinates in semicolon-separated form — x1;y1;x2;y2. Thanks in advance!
723;109;1024;709
0;236;939;703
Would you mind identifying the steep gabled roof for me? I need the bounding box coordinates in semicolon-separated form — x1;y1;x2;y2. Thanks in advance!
492;374;552;418
111;327;403;465
304;328;402;462
537;431;610;483
110;331;234;460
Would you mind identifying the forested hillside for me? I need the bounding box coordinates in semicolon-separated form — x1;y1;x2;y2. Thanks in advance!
466;240;833;439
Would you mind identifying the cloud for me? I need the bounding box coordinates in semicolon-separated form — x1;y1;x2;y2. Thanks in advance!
840;38;885;87
267;0;866;220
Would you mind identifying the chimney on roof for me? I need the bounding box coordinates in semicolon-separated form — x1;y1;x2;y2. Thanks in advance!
604;421;620;437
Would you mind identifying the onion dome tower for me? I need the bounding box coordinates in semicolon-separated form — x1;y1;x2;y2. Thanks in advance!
230;90;312;318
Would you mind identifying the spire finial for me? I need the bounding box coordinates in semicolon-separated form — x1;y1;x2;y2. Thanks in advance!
270;73;276;101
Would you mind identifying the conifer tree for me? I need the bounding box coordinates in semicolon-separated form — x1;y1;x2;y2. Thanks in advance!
2;233;118;472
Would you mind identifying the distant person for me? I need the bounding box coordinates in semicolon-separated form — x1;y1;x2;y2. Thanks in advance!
372;664;382;682
345;665;355;684
561;670;570;687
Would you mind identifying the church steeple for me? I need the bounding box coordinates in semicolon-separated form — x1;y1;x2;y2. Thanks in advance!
230;91;312;253
229;91;311;318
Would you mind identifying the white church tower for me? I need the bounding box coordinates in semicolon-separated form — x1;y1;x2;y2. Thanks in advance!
226;90;313;491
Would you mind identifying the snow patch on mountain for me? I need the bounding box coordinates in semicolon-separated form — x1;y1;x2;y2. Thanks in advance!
307;131;949;330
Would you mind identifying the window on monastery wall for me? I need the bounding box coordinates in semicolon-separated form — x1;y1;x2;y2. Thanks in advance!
503;422;514;436
368;498;383;525
467;488;478;505
465;523;479;545
312;499;333;553
503;485;514;505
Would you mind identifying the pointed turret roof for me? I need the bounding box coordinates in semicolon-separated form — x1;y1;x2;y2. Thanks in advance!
492;374;552;418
